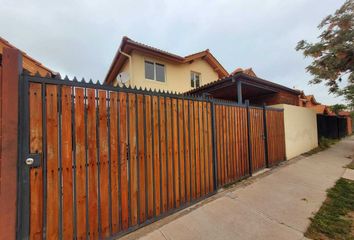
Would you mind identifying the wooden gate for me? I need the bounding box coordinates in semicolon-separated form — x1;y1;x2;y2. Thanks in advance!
214;103;249;187
249;107;266;173
18;74;215;240
213;102;285;187
17;73;286;239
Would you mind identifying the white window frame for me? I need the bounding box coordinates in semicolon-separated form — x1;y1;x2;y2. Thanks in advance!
191;71;201;88
144;60;166;83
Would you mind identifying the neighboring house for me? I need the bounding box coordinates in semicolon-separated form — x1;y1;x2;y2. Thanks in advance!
338;111;353;135
230;67;257;77
0;37;57;76
104;36;228;93
298;92;334;115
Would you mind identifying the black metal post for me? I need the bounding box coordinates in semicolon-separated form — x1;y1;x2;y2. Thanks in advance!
210;100;218;190
263;104;269;168
245;100;252;176
237;81;242;104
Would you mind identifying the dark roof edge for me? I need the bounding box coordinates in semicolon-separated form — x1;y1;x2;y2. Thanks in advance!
185;72;301;95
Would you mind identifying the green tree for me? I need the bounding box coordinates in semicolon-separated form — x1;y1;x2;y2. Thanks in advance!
341;84;354;109
329;103;347;114
296;0;354;106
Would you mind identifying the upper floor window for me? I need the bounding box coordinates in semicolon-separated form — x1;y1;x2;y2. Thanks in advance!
191;72;201;88
145;60;165;82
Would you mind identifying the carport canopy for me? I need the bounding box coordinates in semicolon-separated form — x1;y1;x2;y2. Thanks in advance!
185;72;299;105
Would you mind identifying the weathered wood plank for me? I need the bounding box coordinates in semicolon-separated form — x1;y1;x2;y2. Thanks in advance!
184;100;191;200
109;92;119;234
145;95;154;218
98;90;110;237
166;98;174;209
61;86;74;239
119;92;129;230
178;99;185;203
159;97;167;213
194;101;200;197
128;93;138;226
29;83;43;240
137;94;146;222
172;99;180;207
152;96;161;216
75;88;87;239
87;89;99;239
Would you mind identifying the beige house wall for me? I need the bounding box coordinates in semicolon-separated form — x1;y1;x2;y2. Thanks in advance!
271;104;318;160
116;50;219;93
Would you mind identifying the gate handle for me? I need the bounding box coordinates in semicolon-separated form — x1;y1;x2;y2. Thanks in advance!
25;154;41;168
25;158;34;165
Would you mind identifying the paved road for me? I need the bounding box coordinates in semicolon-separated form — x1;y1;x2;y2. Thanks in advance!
121;136;354;240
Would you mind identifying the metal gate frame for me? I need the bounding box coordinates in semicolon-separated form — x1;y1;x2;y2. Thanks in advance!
16;73;285;239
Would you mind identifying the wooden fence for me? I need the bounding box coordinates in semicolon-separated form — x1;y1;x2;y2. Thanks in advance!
266;110;286;166
17;74;286;240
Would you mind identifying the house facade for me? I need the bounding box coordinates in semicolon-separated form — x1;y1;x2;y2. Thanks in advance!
104;37;228;93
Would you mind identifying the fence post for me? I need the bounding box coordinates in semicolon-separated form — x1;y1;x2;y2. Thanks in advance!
0;48;22;240
245;100;252;176
263;104;269;168
210;100;218;190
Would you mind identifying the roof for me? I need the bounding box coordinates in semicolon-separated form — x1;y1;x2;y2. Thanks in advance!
338;111;351;117
104;36;229;84
305;95;320;105
230;67;257;77
0;37;57;76
185;71;301;95
308;105;334;115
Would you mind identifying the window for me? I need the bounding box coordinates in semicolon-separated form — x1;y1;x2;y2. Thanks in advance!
144;60;165;82
191;72;201;88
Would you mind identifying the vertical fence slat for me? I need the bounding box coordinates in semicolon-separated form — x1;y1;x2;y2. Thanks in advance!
203;102;209;193
184;100;191;201
87;89;99;239
178;99;185;203
109;92;119;234
61;86;73;239
207;103;214;191
74;88;87;239
46;85;59;240
152;96;161;216
215;105;221;187
159;97;167;213
194;101;200;198
98;90;110;237
118;92;129;230
144;95;154;218
189;101;196;199
165;98;174;209
29;83;43;240
137;94;146;222
198;102;205;196
128;93;138;226
172;99;180;207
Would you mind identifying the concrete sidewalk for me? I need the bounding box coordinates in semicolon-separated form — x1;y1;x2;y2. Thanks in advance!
122;136;354;240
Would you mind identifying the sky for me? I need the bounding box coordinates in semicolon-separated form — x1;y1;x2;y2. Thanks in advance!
0;0;348;105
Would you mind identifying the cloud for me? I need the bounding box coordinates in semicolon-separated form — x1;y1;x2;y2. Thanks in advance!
0;0;347;105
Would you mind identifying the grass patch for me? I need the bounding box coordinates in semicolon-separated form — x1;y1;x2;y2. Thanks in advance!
305;178;354;240
303;137;338;156
347;160;354;170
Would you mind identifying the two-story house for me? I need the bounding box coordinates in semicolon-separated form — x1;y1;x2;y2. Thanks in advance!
104;37;228;92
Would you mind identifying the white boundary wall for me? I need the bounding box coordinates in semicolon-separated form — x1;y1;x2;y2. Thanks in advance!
271;104;318;159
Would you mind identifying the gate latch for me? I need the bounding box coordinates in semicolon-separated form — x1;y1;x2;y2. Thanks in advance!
25;154;41;168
